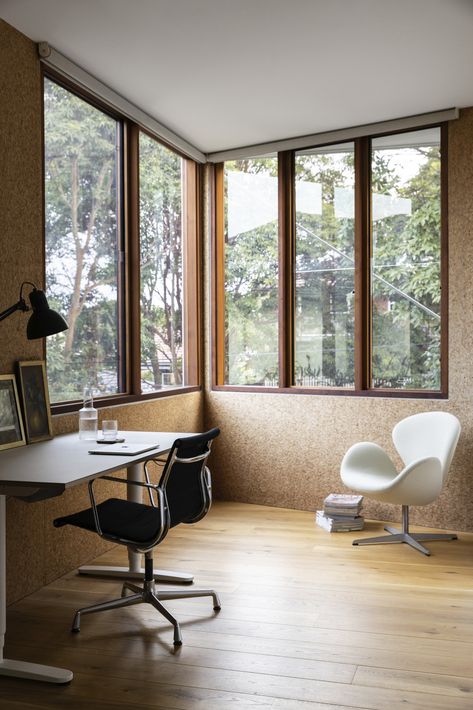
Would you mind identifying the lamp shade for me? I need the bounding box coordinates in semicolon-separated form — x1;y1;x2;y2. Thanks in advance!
26;288;69;340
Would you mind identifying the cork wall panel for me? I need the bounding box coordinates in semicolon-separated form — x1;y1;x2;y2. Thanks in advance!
0;19;43;372
204;110;473;534
206;392;471;531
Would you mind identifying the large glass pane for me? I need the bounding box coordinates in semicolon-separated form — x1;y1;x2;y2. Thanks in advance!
371;128;441;390
294;144;355;388
224;158;279;386
44;78;121;403
139;133;184;391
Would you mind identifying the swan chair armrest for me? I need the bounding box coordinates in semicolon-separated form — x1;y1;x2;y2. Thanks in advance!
341;440;443;506
382;456;443;506
341;442;398;493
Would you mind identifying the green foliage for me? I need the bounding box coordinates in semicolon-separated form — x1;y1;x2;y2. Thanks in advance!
224;159;279;385
45;79;185;401
139;134;183;389
44;78;442;398
371;145;441;389
44;78;120;401
224;137;443;391
294;148;355;385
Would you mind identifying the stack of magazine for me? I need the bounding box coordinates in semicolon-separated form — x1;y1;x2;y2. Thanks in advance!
316;494;364;532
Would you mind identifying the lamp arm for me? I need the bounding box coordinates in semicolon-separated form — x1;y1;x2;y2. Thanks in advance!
0;282;39;323
0;298;29;323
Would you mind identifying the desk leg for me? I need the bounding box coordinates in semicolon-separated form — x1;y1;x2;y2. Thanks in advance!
0;496;72;683
78;463;193;584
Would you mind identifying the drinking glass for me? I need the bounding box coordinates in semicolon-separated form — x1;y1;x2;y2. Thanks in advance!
102;420;118;441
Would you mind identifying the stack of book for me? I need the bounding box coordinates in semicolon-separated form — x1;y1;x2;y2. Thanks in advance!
316;493;364;532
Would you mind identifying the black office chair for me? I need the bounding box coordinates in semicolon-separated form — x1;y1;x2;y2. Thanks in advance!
54;428;221;646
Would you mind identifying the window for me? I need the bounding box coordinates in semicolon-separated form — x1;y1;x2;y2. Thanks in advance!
214;126;446;396
371;129;442;390
295;144;355;388
44;76;200;407
44;77;123;402
139;132;185;391
220;158;279;386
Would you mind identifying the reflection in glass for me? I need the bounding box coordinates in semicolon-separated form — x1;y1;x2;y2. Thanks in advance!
224;158;279;386
139;133;184;391
44;78;120;402
294;144;355;388
371;128;441;390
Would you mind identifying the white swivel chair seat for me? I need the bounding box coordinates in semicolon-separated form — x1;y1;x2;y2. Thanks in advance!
340;412;461;555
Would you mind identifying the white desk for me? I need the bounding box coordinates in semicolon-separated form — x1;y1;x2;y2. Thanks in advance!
0;430;194;684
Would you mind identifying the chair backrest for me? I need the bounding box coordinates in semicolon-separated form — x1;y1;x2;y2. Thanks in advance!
159;428;220;528
392;412;460;483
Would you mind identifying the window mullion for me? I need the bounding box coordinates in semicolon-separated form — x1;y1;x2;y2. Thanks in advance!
213;163;226;386
117;120;127;394
182;160;202;386
440;123;449;395
278;151;295;388
127;122;141;395
354;137;371;391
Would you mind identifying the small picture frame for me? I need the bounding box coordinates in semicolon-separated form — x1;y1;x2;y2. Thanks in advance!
17;360;53;444
0;374;26;451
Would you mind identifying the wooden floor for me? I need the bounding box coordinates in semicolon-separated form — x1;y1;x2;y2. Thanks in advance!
2;501;473;710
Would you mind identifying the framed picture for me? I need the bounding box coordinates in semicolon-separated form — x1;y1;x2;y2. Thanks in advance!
0;374;26;451
17;360;53;444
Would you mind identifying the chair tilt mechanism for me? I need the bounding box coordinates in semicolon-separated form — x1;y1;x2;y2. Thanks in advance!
54;428;221;646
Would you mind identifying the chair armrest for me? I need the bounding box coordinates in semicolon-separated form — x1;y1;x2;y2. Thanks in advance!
97;474;158;489
143;459;164;507
87;474;165;538
341;442;397;490
204;466;211;494
386;456;443;506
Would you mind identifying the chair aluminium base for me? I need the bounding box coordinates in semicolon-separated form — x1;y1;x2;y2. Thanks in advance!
71;579;221;646
352;506;458;556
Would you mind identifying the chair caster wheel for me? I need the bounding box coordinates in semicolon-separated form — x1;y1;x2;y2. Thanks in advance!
71;627;80;633
214;605;221;611
173;640;182;646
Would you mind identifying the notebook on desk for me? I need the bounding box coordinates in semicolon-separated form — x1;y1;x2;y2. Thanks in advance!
88;442;160;456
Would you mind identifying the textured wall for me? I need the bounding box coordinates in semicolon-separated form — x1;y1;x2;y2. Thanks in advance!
204;111;473;534
0;20;203;604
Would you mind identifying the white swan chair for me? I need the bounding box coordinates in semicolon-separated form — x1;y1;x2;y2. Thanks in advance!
340;412;461;556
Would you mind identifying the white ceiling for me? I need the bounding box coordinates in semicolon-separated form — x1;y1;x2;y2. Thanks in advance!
2;0;473;154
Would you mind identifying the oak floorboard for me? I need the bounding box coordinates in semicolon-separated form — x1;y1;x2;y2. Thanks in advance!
2;501;473;710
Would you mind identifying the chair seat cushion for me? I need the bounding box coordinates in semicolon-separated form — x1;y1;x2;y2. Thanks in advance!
54;498;161;544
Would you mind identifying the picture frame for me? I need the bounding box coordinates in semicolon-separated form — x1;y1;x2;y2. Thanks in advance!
0;374;26;451
17;360;53;444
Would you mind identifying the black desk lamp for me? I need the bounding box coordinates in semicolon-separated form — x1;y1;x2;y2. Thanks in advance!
0;281;68;339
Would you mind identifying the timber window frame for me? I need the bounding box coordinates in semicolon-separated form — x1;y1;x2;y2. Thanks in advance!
43;70;202;413
212;124;448;399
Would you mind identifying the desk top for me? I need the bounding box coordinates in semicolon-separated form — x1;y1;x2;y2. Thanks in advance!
0;431;193;493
